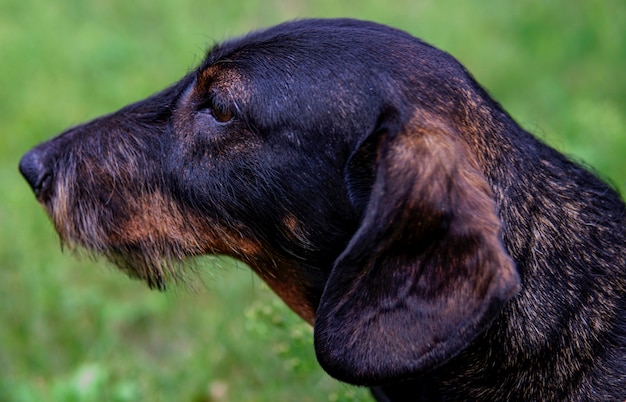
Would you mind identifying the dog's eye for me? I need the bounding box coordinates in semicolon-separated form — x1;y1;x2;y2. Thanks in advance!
198;97;234;123
211;104;234;123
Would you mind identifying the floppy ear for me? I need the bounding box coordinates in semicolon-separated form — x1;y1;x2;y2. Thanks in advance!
314;112;520;386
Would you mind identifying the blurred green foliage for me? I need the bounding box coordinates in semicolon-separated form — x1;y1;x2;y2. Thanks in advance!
1;1;624;401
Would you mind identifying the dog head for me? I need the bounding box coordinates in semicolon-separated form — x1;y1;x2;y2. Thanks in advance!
20;19;520;386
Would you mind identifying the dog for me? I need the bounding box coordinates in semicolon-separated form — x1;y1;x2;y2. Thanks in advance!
19;19;625;401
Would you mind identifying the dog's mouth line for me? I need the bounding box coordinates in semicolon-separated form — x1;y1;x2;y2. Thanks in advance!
45;200;251;291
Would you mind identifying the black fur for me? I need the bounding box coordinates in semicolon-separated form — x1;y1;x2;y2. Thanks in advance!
20;19;625;401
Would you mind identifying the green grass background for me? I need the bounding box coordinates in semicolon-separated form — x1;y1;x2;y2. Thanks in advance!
1;1;625;401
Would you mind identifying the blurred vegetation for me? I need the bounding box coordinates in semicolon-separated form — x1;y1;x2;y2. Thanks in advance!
1;0;624;401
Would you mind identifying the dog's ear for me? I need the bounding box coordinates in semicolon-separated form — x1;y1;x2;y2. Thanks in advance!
314;111;520;386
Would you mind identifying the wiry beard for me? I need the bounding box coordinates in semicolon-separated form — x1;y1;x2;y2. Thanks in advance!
40;135;211;290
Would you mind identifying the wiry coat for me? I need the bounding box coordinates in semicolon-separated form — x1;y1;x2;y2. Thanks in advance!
20;19;625;401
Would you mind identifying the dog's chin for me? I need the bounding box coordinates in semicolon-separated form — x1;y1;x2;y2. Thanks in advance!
40;189;207;291
104;249;176;291
54;228;194;291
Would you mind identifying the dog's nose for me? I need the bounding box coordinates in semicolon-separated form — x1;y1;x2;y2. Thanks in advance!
19;147;53;198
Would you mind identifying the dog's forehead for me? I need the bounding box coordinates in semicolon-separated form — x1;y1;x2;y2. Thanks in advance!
189;19;467;136
193;23;397;112
199;19;416;80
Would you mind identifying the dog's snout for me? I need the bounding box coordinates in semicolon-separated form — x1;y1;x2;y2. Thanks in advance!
19;147;53;198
